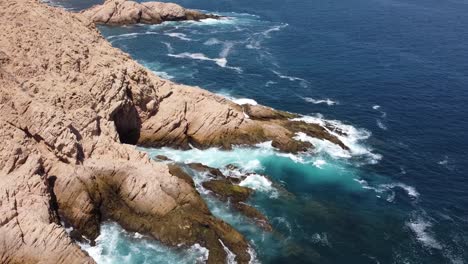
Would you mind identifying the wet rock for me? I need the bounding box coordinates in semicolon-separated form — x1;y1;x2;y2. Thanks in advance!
155;154;172;161
203;179;253;203
285;121;349;150
188;162;224;178
234;203;273;231
243;104;298;121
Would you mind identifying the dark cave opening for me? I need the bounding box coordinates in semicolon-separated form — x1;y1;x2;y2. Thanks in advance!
113;104;141;145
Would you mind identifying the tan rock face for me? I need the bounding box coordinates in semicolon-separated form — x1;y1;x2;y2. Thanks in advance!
0;0;349;263
81;0;220;25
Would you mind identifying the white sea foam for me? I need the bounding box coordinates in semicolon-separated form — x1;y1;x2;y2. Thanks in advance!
151;70;174;80
219;239;237;264
313;159;327;169
303;97;338;106
247;245;261;264
407;218;442;250
372;105;381;110
310;232;331;247
161;41;174;53
107;31;159;42
168;52;242;72
292;115;382;163
204;38;222;45
272;70;306;82
219;41;235;58
376;119;388;130
232;98;258;105
246;24;288;49
239;174;275;195
164;32;192;41
80;222;210;264
168;52;227;67
438;155;449;165
380;183;419;199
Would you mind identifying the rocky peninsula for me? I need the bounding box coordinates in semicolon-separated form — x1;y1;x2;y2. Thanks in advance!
82;0;220;25
0;0;349;263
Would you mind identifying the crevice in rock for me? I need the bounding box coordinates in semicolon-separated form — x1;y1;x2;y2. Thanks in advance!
112;103;141;145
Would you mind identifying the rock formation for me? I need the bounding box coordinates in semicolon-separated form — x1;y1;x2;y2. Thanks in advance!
0;0;349;263
82;0;220;25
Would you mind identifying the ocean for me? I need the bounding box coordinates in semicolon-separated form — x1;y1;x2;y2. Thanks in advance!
48;0;468;263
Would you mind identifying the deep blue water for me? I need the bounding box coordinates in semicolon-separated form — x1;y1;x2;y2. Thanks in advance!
50;0;467;263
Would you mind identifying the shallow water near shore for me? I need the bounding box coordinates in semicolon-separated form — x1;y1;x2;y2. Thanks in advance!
48;0;467;263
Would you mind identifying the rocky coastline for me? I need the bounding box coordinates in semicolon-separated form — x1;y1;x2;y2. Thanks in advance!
0;0;349;263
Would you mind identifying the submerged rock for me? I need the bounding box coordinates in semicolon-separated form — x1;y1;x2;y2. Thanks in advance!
203;179;253;202
188;162;224;178
82;0;220;25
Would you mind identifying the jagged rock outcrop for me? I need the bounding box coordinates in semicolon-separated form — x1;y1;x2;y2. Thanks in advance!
82;0;220;25
0;0;349;263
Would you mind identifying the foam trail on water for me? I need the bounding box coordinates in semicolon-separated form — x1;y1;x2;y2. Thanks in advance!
376;119;387;130
164;32;192;41
107;32;159;43
168;52;241;72
161;41;174;53
168;52;227;67
246;24;288;49
303;97;338;106
272;70;306;82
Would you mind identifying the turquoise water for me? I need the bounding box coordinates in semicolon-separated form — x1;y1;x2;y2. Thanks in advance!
48;0;468;263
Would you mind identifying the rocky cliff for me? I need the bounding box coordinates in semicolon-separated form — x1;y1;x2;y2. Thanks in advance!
0;0;348;263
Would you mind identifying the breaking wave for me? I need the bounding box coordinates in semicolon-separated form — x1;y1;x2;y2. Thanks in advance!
164;32;192;41
292;114;382;163
79;222;210;264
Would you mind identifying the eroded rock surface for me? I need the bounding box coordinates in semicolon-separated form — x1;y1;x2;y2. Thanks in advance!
0;0;348;263
82;0;220;25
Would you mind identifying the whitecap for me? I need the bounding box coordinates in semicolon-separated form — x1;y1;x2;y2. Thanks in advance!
239;174;274;193
407;218;443;250
372;105;381;110
303;97;338;106
164;32;192;41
